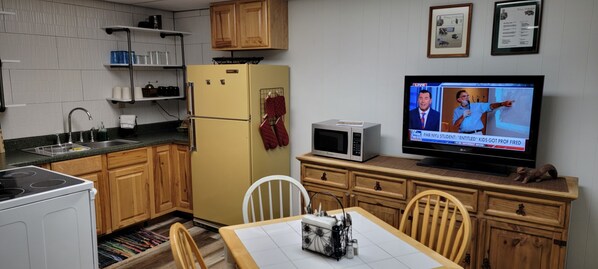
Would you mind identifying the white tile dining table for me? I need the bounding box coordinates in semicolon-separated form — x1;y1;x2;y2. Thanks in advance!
219;207;462;269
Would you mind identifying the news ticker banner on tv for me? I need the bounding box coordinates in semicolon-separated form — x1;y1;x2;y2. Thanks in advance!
410;130;526;151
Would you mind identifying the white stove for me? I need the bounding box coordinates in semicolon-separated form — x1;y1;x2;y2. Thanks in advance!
0;166;98;269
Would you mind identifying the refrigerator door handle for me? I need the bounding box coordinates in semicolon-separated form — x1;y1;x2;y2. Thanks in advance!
187;82;195;116
187;81;197;152
188;118;196;152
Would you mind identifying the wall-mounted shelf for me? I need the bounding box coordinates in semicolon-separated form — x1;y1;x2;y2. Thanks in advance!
102;25;190;104
107;96;184;103
0;11;16;15
101;25;191;36
104;63;184;69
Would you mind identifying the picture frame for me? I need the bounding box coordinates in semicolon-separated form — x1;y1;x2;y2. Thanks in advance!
491;0;542;55
427;3;473;58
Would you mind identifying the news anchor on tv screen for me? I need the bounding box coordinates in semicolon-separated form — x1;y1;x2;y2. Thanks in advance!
408;90;441;131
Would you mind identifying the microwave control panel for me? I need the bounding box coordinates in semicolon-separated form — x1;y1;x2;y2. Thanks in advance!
352;132;362;156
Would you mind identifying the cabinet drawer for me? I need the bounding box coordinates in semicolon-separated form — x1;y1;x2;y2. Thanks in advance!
107;148;148;169
51;155;103;175
483;191;566;227
301;164;348;189
352;171;407;200
411;181;478;213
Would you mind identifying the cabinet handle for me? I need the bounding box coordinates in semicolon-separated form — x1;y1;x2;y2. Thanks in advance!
481;258;491;269
206;79;210;85
320;172;327;181
516;203;526;216
220;79;225;85
374;181;382;191
463;253;471;265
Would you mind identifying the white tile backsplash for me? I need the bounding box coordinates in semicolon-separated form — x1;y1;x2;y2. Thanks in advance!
0;0;198;139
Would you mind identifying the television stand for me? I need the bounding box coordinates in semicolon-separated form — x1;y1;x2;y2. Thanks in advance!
416;157;512;176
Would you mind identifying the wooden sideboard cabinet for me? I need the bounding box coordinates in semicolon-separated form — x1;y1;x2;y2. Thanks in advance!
297;153;578;269
210;0;288;50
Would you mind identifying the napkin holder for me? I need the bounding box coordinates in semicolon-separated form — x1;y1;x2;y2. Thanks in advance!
301;192;351;261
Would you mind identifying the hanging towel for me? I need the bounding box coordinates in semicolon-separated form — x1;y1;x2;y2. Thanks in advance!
120;115;137;129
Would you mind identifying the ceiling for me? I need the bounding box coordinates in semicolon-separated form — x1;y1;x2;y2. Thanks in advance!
104;0;227;11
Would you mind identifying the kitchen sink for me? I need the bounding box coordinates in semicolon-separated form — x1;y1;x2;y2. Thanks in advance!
23;143;91;157
80;139;139;149
22;139;140;157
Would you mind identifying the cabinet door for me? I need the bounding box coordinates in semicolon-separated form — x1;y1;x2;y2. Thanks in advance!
304;184;349;212
109;164;150;230
174;145;192;212
51;156;108;235
239;0;268;48
352;193;405;229
480;220;564;269
211;3;237;48
151;145;175;217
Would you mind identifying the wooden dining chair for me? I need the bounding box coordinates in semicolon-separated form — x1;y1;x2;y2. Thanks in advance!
169;222;208;269
399;190;472;264
242;175;310;223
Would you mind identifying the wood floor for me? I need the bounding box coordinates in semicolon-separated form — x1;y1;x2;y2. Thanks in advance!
104;216;228;269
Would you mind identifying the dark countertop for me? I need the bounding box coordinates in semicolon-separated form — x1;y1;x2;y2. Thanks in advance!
0;131;189;169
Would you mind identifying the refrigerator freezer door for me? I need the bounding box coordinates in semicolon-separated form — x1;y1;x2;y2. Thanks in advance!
191;117;251;225
187;65;249;120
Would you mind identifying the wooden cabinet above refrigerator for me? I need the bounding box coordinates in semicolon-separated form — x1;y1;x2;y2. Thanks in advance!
210;0;288;50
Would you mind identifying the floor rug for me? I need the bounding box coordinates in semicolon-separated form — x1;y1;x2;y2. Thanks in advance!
98;229;169;268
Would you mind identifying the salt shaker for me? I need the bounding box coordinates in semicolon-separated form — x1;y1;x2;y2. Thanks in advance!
346;241;354;259
352;239;358;256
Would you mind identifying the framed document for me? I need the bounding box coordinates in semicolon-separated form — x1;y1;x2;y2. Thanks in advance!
427;3;473;58
491;0;542;55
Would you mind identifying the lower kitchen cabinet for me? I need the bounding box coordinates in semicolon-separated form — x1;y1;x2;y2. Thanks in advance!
352;193;405;228
480;220;564;269
51;155;110;234
151;145;175;217
107;148;152;230
297;153;578;269
173;144;192;212
304;183;349;210
46;143;191;235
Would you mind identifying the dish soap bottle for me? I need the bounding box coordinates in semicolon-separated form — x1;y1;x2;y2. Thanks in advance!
98;122;108;141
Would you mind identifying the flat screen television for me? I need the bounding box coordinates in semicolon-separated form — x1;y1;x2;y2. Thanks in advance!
402;75;544;175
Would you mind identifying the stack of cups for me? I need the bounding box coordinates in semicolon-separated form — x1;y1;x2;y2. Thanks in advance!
112;86;122;100
122;87;131;100
134;87;143;99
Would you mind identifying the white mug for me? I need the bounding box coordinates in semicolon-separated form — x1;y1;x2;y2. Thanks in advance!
134;87;143;99
122;86;131;100
112;86;122;99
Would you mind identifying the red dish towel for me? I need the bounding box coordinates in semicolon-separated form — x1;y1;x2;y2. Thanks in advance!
274;117;289;146
259;118;278;150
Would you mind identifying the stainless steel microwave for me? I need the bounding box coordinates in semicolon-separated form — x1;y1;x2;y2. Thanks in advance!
312;120;381;162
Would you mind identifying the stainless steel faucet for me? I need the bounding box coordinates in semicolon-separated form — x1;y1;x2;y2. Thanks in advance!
68;107;93;144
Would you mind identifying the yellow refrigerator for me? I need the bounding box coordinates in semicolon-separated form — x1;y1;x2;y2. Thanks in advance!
187;64;290;226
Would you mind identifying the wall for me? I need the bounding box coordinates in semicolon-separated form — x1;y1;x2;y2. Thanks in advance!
1;0;596;267
189;0;595;267
0;0;186;139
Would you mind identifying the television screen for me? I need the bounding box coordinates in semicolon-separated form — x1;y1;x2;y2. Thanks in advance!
402;75;544;173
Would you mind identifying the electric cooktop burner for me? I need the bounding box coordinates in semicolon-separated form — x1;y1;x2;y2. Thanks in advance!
0;166;85;202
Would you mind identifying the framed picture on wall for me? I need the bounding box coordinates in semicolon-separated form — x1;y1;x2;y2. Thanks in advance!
427;3;473;58
491;0;542;55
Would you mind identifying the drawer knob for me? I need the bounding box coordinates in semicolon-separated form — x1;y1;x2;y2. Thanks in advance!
206;79;211;85
516;203;526;216
374;181;382;191
320;172;327;181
